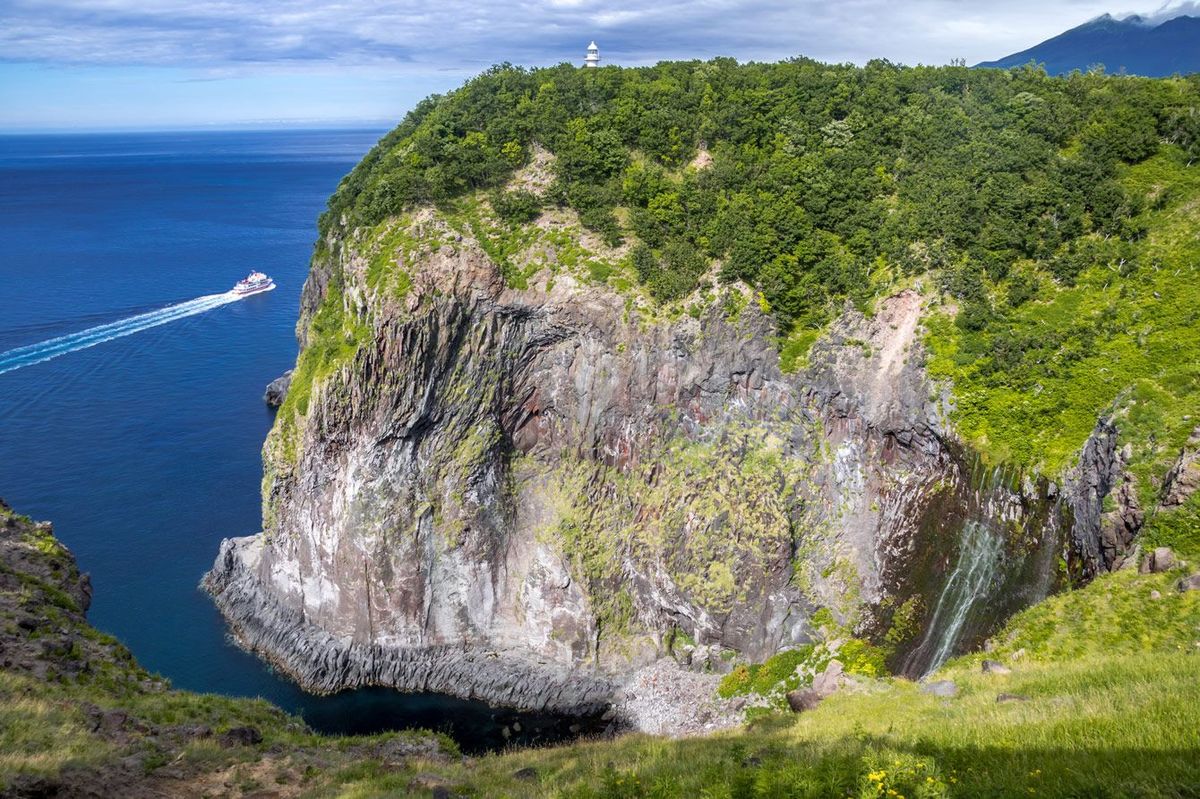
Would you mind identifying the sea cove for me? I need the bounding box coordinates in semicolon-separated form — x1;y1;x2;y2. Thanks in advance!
0;130;592;752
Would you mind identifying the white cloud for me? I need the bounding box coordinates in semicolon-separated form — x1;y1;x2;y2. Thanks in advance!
0;0;1194;71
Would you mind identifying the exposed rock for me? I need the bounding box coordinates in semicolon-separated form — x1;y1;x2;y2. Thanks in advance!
1179;573;1200;592
204;536;614;715
981;659;1011;675
921;680;958;698
0;500;121;683
786;688;823;713
1160;426;1200;508
205;209;1076;715
811;659;845;698
263;370;293;407
1140;547;1178;574
611;659;745;736
219;726;263;747
512;767;538;781
996;693;1029;703
505;143;556;197
0;499;458;798
375;735;448;764
1063;418;1143;575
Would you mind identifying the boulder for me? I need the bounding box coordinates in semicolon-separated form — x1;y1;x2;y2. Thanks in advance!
263;370;293;407
996;693;1029;703
811;659;845;698
921;680;958;698
219;726;262;747
981;659;1011;675
786;688;823;713
1178;573;1200;592
375;735;446;764
1140;547;1178;574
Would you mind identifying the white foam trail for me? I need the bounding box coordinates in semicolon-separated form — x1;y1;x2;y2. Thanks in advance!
0;291;243;376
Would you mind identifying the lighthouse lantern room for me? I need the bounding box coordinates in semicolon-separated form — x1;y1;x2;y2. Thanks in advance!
584;41;600;68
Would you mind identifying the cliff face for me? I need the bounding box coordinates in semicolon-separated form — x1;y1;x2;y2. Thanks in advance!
205;209;1072;713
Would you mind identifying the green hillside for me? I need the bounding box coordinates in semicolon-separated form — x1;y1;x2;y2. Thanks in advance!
307;60;1200;488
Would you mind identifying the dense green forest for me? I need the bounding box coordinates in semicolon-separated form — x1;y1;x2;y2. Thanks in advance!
318;58;1200;481
324;59;1197;319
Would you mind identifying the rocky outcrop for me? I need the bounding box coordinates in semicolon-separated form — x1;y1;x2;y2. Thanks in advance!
1160;425;1200;508
204;209;1072;714
263;370;293;407
0;499;116;684
0;499;460;798
1064;421;1200;578
205;536;614;714
1062;418;1145;575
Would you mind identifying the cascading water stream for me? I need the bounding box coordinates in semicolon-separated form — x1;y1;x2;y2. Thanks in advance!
0;291;244;376
903;519;1005;677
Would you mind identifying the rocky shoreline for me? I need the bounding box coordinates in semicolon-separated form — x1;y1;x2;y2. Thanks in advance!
203;536;616;716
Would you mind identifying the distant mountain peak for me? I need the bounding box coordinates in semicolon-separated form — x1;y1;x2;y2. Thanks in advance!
977;11;1200;76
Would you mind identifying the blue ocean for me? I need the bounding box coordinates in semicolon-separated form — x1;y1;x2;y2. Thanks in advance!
0;130;578;751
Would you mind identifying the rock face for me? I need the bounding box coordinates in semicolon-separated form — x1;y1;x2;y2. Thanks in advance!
1064;421;1200;578
1160;426;1200;508
1140;547;1178;574
204;210;1072;715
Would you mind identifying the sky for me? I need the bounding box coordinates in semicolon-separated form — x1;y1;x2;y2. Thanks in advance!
1;0;1198;132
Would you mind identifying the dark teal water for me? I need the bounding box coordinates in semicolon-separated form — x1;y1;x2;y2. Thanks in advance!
0;130;586;752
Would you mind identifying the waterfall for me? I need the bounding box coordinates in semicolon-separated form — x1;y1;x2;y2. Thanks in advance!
903;519;1004;676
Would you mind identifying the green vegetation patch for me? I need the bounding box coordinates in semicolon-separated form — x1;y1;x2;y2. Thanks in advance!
364;218;418;300
946;554;1200;666
351;545;1200;798
925;147;1200;494
376;652;1200;799
272;260;373;465
1141;492;1200;558
531;421;820;637
317;62;1200;348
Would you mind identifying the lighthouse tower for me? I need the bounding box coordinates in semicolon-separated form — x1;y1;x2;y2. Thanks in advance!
584;41;600;68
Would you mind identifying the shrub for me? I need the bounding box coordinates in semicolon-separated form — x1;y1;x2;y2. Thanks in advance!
491;189;542;225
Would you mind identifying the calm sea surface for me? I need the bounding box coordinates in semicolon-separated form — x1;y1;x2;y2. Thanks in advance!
0;130;581;751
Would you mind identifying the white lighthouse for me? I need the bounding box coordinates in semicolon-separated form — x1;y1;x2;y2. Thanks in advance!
584;41;600;68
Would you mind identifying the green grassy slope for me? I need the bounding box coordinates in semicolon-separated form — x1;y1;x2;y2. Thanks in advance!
0;502;456;797
926;147;1200;496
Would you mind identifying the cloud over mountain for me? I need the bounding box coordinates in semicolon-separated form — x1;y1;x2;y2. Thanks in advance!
1;0;1187;71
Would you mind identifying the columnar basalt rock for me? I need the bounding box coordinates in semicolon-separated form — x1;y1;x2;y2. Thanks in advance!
205;211;1073;713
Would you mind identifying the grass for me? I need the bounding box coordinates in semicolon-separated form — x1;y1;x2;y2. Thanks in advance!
6;532;1197;797
1141;492;1200;558
0;684;110;781
924;147;1200;502
323;557;1200;798
342;653;1197;799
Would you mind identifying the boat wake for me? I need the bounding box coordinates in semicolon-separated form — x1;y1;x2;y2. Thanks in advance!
0;291;243;376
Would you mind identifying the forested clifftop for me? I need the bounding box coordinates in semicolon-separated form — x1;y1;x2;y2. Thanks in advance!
207;59;1200;715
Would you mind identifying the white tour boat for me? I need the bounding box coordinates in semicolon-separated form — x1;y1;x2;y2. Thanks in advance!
232;271;275;296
